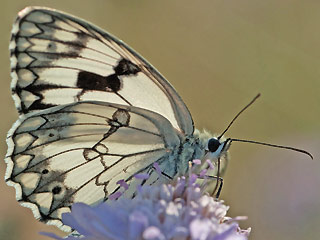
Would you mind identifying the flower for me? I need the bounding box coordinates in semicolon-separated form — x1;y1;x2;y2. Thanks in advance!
43;162;250;240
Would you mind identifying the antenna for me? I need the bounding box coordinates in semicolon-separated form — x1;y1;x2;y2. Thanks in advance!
211;94;313;198
229;138;313;159
210;137;313;198
218;93;261;140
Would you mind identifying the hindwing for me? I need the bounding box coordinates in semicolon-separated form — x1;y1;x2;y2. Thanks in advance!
5;101;181;230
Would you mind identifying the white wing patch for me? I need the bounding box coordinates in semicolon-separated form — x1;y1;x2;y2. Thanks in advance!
10;7;193;135
5;101;182;230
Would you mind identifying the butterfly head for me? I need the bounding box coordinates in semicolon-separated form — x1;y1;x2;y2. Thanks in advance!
205;137;231;161
191;131;231;192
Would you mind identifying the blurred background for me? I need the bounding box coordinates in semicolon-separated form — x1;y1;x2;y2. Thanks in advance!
0;1;319;239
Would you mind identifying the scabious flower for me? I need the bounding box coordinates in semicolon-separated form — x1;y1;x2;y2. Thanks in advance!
43;161;250;240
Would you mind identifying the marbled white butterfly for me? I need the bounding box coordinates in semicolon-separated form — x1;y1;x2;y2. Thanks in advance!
5;6;230;231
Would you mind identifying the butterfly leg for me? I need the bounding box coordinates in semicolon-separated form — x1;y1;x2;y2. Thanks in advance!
209;175;224;198
197;175;224;198
213;157;223;198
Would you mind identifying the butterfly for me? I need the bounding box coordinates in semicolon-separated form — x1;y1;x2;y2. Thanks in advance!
5;6;230;231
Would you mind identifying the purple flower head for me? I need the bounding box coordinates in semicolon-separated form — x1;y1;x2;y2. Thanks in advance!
43;161;250;240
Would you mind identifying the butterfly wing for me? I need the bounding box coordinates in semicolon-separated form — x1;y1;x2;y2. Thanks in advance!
10;6;193;135
5;101;182;230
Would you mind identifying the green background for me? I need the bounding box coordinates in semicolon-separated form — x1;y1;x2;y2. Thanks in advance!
0;1;319;240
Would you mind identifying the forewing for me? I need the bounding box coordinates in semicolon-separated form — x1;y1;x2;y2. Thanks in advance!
10;6;193;135
5;101;181;231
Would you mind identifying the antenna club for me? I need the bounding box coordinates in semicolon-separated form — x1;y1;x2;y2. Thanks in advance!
230;138;313;160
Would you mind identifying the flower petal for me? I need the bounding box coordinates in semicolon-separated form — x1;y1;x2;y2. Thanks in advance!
128;210;149;239
143;226;165;240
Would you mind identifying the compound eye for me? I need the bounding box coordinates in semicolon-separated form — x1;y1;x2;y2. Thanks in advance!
208;138;221;152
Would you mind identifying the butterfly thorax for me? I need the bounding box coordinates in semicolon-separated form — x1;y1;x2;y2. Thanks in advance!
159;129;213;180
